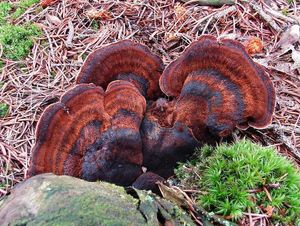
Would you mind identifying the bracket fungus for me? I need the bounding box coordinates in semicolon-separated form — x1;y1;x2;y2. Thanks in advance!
29;81;146;186
159;35;275;138
29;37;275;193
82;80;146;185
77;40;164;99
29;84;106;177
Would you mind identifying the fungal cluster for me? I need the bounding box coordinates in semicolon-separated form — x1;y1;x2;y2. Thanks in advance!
29;36;275;192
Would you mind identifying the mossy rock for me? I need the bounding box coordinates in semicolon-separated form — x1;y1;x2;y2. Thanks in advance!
0;173;194;226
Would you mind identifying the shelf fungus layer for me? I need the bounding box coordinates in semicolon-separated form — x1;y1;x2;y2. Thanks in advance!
82;81;146;186
160;35;275;138
77;40;164;99
29;81;147;186
29;84;106;177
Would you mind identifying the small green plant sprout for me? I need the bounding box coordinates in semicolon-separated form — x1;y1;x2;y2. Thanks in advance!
0;102;9;118
0;61;4;72
0;23;41;60
91;20;99;31
175;139;300;225
281;8;289;16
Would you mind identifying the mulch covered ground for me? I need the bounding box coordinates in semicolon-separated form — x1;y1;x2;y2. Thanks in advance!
0;0;299;209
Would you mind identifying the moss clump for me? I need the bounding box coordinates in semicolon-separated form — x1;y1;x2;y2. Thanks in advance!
12;0;39;19
0;24;41;60
0;103;9;118
175;139;300;224
0;2;12;25
0;0;42;61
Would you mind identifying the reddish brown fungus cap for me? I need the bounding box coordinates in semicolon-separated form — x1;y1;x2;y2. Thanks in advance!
81;81;146;185
77;40;164;99
104;80;146;126
103;80;145;166
160;35;275;136
29;84;106;177
29;81;145;186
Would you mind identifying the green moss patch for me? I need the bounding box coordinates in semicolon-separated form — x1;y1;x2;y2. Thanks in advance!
175;139;300;225
12;0;40;19
0;24;41;60
0;0;42;61
0;2;12;25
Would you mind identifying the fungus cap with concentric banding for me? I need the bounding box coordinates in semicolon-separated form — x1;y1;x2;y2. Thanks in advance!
29;84;106;177
77;40;164;99
29;37;276;193
160;35;275;136
81;80;146;185
29;81;147;186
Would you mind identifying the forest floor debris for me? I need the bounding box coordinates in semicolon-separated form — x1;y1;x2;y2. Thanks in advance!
0;0;299;213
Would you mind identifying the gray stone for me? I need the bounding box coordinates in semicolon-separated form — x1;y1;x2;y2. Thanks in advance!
0;173;195;226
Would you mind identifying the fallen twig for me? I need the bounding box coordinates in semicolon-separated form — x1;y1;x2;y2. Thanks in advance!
182;0;235;7
249;2;282;33
65;20;75;48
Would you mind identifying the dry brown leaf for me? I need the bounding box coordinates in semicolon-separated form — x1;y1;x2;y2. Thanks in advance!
86;8;111;20
244;37;264;54
165;33;179;43
46;14;61;26
277;25;300;49
157;182;189;208
174;3;188;21
40;0;59;8
265;205;274;217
